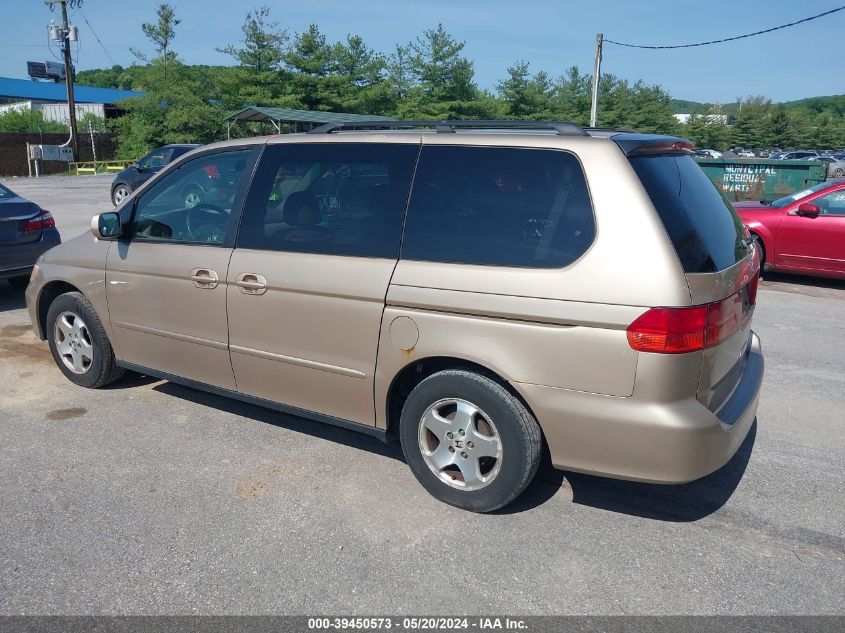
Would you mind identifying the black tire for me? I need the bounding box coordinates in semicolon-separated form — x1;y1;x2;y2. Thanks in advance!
7;276;29;290
399;370;542;513
112;183;131;207
46;292;124;388
833;168;844;178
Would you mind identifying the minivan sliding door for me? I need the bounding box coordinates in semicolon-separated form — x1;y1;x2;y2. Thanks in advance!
226;141;419;425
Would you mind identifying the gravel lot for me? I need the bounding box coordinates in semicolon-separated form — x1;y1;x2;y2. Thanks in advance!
0;174;843;615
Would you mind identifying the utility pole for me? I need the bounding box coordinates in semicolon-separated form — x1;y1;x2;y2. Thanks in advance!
590;33;603;128
46;0;78;160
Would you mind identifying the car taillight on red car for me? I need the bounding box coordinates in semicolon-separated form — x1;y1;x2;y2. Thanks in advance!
21;210;56;233
627;278;758;354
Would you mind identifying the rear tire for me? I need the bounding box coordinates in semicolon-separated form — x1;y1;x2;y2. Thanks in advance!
399;370;542;513
833;168;844;177
46;292;124;388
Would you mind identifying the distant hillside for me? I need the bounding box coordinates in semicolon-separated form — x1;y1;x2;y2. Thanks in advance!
672;95;845;115
782;95;845;115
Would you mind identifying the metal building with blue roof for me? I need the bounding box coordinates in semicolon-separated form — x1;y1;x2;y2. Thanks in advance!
0;76;144;124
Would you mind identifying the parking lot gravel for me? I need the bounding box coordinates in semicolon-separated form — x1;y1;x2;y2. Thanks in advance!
0;174;842;615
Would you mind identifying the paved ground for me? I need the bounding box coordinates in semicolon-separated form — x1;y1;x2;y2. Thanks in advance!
0;175;843;615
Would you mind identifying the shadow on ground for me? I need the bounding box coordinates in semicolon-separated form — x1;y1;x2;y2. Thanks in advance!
148;377;757;521
505;420;757;521
762;271;845;292
152;381;405;463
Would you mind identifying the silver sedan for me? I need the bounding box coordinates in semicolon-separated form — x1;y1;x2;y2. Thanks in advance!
809;155;845;178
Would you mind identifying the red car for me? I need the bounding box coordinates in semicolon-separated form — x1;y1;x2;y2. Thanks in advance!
733;180;845;279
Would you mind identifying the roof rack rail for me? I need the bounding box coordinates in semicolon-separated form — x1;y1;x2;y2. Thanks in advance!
306;120;589;136
585;126;638;134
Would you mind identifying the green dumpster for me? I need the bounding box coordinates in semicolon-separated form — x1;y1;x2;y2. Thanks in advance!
694;158;828;202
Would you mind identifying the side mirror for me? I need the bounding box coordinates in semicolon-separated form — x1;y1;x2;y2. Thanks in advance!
796;202;820;218
91;212;122;240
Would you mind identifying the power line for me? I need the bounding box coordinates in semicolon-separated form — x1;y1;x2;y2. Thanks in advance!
605;5;845;49
76;7;115;64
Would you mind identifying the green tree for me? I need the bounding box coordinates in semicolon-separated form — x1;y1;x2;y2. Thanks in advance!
213;6;294;114
386;44;414;102
395;24;485;119
217;6;287;73
768;103;791;148
131;3;181;81
328;35;391;113
282;24;334;110
0;108;68;133
497;61;554;119
408;24;475;103
730;97;771;148
551;67;592;124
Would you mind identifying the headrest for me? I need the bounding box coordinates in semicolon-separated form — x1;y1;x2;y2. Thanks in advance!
283;192;320;227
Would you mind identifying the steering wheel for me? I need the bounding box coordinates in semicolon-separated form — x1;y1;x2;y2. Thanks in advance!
186;203;228;243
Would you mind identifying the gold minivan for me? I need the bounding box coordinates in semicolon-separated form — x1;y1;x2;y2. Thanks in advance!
26;121;764;512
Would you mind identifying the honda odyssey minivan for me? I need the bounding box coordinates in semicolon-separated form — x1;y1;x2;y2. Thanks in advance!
26;120;764;512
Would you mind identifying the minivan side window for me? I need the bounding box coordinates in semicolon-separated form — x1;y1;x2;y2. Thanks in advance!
630;154;747;273
130;149;253;245
401;146;596;268
238;143;419;258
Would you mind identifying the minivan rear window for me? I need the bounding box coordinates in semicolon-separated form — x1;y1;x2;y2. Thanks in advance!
630;154;748;273
402;146;595;268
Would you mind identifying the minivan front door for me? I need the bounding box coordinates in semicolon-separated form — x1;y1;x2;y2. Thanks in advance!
226;141;419;425
106;148;257;389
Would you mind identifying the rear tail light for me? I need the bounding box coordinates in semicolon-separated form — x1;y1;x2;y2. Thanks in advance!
626;306;707;354
627;279;758;354
22;210;55;233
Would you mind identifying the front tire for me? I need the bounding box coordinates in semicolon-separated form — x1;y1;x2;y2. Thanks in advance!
833;168;844;178
112;183;131;206
46;292;124;388
399;370;542;513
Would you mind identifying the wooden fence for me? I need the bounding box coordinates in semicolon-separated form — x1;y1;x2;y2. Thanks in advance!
0;132;117;177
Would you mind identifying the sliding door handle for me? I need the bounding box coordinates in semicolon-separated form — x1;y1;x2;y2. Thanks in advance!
189;268;219;289
235;272;267;295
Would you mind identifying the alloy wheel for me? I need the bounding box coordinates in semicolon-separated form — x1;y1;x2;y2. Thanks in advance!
54;311;94;375
417;398;503;491
113;185;130;205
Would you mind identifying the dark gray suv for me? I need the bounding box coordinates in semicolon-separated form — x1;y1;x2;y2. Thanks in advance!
111;144;199;206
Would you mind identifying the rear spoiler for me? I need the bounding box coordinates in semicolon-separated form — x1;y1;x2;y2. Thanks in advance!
610;133;695;157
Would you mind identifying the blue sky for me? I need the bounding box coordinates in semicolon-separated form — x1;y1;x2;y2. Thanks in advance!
4;0;844;103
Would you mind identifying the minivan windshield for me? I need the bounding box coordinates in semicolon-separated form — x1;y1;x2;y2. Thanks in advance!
769;181;832;208
631;154;748;273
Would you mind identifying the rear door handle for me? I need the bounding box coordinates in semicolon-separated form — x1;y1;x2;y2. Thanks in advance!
190;268;219;289
235;272;267;295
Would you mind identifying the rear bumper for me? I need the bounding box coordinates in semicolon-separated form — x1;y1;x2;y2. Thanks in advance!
0;229;61;279
515;331;764;484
